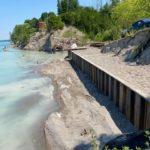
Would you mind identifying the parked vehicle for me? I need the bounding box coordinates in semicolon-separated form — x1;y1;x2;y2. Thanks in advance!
121;18;150;38
132;18;150;30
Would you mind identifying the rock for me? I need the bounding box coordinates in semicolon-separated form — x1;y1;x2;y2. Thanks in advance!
22;26;89;52
71;43;77;49
24;32;52;52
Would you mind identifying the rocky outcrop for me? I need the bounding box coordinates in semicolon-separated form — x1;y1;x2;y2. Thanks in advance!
101;29;150;64
41;61;121;150
24;32;52;52
24;26;89;52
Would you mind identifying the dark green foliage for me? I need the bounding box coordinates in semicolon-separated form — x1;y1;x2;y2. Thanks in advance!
60;12;76;25
11;12;64;46
40;12;49;21
24;18;38;29
46;13;64;31
11;24;32;46
58;0;79;14
61;7;97;33
61;6;115;39
111;0;120;7
57;0;62;15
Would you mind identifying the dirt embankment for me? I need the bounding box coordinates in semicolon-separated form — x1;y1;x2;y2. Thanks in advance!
24;32;51;51
24;26;89;52
40;60;136;150
101;29;150;65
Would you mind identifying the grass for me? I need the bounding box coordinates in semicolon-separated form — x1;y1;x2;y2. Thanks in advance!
63;31;77;38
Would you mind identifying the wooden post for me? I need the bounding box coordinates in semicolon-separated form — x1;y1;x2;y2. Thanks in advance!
100;71;104;93
108;76;112;100
95;67;97;86
108;77;114;100
104;73;107;96
92;66;94;83
125;88;132;120
97;69;100;89
106;74;109;96
134;94;142;129
93;67;96;85
113;79;117;103
145;102;150;129
119;83;126;113
81;59;83;71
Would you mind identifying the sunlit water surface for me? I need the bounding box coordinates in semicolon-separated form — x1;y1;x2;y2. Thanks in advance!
0;41;66;150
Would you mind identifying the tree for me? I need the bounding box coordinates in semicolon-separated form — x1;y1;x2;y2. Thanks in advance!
46;13;64;31
40;12;49;21
24;18;38;28
57;0;62;15
111;0;120;7
58;0;79;14
11;24;31;46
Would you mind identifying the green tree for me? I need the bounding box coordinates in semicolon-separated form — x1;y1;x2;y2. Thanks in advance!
111;0;120;7
24;18;38;28
46;13;64;31
11;24;32;46
112;0;150;29
40;12;49;21
57;0;62;15
58;0;79;14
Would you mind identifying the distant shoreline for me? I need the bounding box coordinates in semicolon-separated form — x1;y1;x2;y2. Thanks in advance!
0;40;10;42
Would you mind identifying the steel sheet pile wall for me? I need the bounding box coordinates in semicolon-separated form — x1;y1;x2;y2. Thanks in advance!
70;52;150;129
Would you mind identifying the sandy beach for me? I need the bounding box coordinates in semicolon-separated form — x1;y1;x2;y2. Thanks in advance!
40;60;136;150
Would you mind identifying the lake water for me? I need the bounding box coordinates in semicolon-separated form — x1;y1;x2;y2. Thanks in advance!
0;41;66;150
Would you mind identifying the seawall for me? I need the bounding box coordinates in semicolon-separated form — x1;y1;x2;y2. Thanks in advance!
69;49;150;129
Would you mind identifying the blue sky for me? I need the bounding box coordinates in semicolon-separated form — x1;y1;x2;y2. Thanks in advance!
0;0;107;40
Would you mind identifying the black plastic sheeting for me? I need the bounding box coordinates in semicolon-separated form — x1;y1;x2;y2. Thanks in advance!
103;129;150;150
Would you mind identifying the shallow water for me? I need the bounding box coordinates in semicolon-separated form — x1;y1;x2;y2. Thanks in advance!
0;41;66;150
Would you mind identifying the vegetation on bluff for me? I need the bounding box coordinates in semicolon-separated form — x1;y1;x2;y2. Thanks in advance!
11;0;150;46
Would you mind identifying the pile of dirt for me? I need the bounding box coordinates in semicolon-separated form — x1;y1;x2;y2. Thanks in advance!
101;28;150;65
51;26;89;51
24;26;89;52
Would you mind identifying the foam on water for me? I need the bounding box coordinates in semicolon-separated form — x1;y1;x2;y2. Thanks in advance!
0;41;65;150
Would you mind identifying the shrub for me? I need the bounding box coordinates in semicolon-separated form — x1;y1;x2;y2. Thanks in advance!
46;14;64;31
95;32;103;41
11;23;32;46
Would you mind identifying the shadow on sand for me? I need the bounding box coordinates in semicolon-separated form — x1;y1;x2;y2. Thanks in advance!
70;62;136;134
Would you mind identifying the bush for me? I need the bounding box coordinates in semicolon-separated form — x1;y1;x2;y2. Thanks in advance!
46;14;64;31
61;7;103;37
96;26;121;41
95;32;103;41
63;30;76;38
61;12;76;25
11;23;33;46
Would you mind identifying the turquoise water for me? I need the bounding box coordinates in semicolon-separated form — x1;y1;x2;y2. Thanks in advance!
0;41;66;150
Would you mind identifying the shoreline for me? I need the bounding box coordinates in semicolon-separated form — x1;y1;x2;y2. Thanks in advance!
40;60;136;150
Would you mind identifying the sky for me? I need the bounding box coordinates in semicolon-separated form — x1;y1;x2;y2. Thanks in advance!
0;0;107;40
